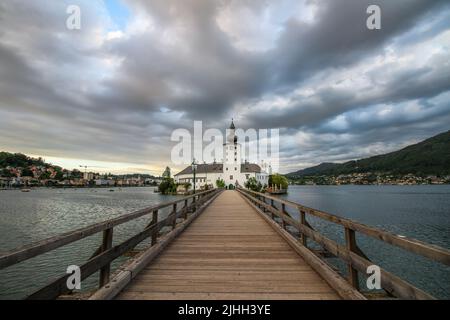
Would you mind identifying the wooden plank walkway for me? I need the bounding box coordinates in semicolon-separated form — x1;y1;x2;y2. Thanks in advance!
117;190;339;300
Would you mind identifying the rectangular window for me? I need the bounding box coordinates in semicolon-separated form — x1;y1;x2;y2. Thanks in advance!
230;175;233;180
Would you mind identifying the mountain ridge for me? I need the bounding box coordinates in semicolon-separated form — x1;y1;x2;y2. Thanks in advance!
287;130;450;178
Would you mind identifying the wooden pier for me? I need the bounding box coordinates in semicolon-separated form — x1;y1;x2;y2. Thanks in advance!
116;191;340;300
1;188;449;300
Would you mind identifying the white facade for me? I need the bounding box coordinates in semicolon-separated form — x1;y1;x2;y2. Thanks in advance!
223;121;241;186
175;121;269;190
176;171;222;191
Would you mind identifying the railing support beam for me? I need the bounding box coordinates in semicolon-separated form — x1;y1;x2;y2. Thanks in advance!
299;210;307;247
281;203;287;229
172;203;177;230
270;199;275;219
345;227;359;290
99;227;113;287
183;199;188;219
151;210;158;246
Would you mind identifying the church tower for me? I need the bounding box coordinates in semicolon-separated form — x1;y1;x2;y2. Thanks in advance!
223;119;242;186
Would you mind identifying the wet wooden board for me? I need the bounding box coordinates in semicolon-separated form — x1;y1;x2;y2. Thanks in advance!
117;190;340;300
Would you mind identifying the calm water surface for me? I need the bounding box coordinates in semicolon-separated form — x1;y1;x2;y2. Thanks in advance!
0;187;180;299
280;185;450;299
0;185;449;299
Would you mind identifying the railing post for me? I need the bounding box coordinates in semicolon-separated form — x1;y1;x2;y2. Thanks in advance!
270;199;275;219
299;210;307;247
99;227;113;287
183;199;188;219
151;210;158;246
345;227;360;290
200;193;204;203
172;203;177;230
281;203;287;229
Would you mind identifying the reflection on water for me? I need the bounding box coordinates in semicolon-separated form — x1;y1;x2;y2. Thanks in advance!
279;185;450;299
0;187;180;299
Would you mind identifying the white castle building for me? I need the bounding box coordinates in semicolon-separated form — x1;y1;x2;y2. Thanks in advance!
174;120;269;190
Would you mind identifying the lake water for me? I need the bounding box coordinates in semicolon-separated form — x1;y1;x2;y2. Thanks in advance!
280;185;450;299
0;185;449;299
0;187;180;299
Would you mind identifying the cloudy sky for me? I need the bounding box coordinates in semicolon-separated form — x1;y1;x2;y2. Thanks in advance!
0;0;449;175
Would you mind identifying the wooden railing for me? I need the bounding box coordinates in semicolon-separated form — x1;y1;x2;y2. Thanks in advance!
237;188;450;300
0;188;221;300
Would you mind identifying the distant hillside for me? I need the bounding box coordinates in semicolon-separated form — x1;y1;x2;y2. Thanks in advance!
0;152;48;169
0;151;158;179
287;130;450;178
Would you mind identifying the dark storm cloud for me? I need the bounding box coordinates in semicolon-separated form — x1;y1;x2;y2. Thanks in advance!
106;0;450;128
97;0;270;122
245;52;450;131
0;1;172;167
272;0;449;85
0;0;449;173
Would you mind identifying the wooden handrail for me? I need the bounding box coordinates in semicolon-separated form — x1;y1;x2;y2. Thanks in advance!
0;189;217;270
0;188;221;299
238;188;450;266
237;188;450;300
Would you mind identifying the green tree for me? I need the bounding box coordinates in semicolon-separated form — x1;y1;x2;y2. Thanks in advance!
0;152;46;168
21;168;34;177
1;168;13;177
55;171;64;181
269;174;288;189
179;182;191;192
245;177;262;192
158;178;177;195
216;179;226;188
162;166;171;179
71;169;83;179
40;171;51;180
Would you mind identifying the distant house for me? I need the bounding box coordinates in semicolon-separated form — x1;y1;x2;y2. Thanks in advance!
83;172;95;181
145;178;162;185
0;177;12;188
95;179;115;186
